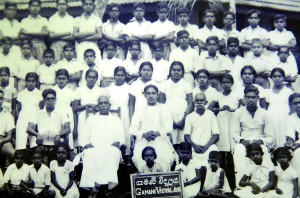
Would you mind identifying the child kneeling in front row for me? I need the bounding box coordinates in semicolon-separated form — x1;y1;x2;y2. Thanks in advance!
198;151;231;198
234;143;275;198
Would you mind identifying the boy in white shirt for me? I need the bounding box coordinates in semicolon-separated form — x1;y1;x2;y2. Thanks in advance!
221;12;239;54
20;0;48;62
37;49;56;91
49;0;74;62
102;3;126;60
0;37;19;80
150;3;175;60
73;0;102;63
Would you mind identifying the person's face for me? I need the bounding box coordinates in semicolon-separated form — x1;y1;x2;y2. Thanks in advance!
57;0;67;14
29;2;41;16
85;72;97;87
56;74;68;88
206;40;218;54
4;6;17;20
252;42;263;56
178;34;189;48
227;42;239;55
0;71;9;85
177;13;189;25
179;150;192;163
271;71;284;86
242;69;255;84
276;154;289;167
56;147;67;162
109;6;120;20
26;77;37;91
105;46;116;59
144;150;155;166
14;154;24;169
274;18;286;31
44;93;56;109
133;7;145;20
21;44;32;57
197;73;209;87
249;150;263;165
43;53;54;66
208;159;220;171
145;87;158;105
1;41;12;52
64;47;75;60
194;94;207;113
32;153;42;167
152;48;164;60
114;71;125;85
248;13;260;27
98;96;111;115
245;91;259;108
84;52;96;65
82;0;95;14
278;48;289;62
157;8;168;21
0;93;4;107
129;45;140;59
221;78;232;91
203;12;216;26
223;14;235;28
140;65;152;80
291;97;300;114
170;64;183;81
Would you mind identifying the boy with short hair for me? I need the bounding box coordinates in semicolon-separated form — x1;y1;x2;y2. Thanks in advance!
124;2;153;61
73;0;102;63
0;37;18;77
37;49;57;91
49;0;75;62
245;38;270;88
221;12;239;41
239;9;268;58
150;2;175;60
102;3;126;60
20;0;48;62
15;40;40;91
198;9;225;51
55;44;83;90
169;30;199;87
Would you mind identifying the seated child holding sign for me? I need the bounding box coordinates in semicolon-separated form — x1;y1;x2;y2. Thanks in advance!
198;151;231;198
139;146;165;173
175;142;201;198
234;143;275;198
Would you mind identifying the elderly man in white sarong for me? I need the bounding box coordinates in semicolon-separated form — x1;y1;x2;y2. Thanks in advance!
130;84;177;171
79;94;125;191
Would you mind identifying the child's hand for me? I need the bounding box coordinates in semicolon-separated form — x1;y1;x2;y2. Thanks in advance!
276;188;283;194
251;183;261;194
60;189;67;196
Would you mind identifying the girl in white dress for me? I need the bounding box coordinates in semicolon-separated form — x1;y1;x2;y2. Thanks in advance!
106;66;131;155
50;143;79;198
160;61;193;144
175;142;201;198
193;69;219;107
267;68;294;148
16;72;42;150
129;61;159;121
0;67;17;113
139;146;165;173
53;69;76;149
73;69;104;147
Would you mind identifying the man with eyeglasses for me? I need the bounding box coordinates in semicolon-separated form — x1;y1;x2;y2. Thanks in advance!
27;89;71;161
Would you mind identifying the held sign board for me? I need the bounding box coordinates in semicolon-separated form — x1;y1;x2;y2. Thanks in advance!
130;171;184;198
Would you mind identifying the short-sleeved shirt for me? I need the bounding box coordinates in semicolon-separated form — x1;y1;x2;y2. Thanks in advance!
197;53;225;73
286;113;300;144
16;57;40;80
149;19;175;39
21;15;48;42
4;163;30;185
0;111;15;137
0;52;18;76
101;57;123;78
192;86;219;106
275;165;297;194
102;20;125;39
245;160;274;188
239;25;268;43
48;12;74;34
0;18;21;38
222;55;245;82
198;25;224;43
184;111;219;146
221;28;240;41
160;78;192;101
215;90;242;109
268;28;296;46
244;55;269;74
16;88;43;111
174;23;200;40
268;59;298;77
50;160;74;189
30;109;69;146
36;64;56;85
124;59;144;75
29;164;51;188
79;63;102;87
74;85;104;105
54;58;83;74
124;18;152;37
150;59;170;84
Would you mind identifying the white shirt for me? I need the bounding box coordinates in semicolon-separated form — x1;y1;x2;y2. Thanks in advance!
198;25;224;43
268;58;298;77
29;164;51;188
123;58;144;75
79;63;102;87
101;57;123;78
0;18;21;38
150;59;170;84
149;19;175;38
124;18;152;37
244;55;269;74
198;53;225;72
239;25;268;43
74;14;102;41
16;57;40;80
268;28;296;46
36;64;56;84
169;46;199;73
221;28;240;41
4;163;30;185
102;20;125;39
55;58;83;74
222;55;245;82
174;23;200;40
184;110;219;146
21;15;48;42
48;12;74;34
286;113;300;144
192;86;219;106
0;52;18;76
0;110;15;136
